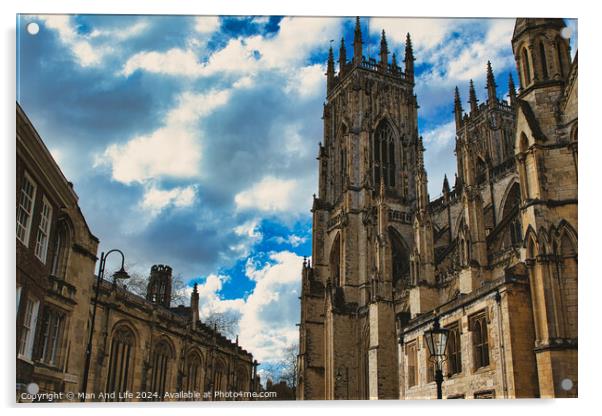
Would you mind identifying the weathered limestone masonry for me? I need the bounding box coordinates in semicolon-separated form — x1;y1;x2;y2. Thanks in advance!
17;103;99;399
297;17;577;400
87;265;256;402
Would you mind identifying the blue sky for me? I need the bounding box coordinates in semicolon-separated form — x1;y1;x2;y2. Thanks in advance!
16;15;577;368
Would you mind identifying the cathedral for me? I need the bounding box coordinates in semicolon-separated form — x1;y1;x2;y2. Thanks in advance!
297;17;577;399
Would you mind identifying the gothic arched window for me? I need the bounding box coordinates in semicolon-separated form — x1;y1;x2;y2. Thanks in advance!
150;340;173;400
558;230;578;338
235;366;248;391
539;41;548;79
502;183;522;247
521;48;532;87
50;219;71;279
446;322;462;375
372;121;396;188
105;326;135;400
213;359;226;397
556;37;567;77
185;351;204;395
330;234;341;286
470;313;489;369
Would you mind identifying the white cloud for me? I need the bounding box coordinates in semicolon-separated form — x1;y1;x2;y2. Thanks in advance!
445;19;515;82
230;219;263;258
39;15;149;67
89;20;149;41
121;17;342;79
140;183;197;216
98;125;201;184
285;64;325;98
96;88;231;184
234;176;299;213
422;120;456;151
369;17;456;52
274;234;307;247
122;48;205;77
194;16;221;34
41;15;109;67
194;251;303;363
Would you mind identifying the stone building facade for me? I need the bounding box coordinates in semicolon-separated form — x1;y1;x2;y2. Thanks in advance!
17;103;100;399
16;104;257;402
86;265;257;402
297;18;577;400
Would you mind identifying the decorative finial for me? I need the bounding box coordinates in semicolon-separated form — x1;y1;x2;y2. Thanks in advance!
486;61;497;103
469;79;478;113
508;73;517;104
353;17;363;63
454;86;463;128
404;33;415;81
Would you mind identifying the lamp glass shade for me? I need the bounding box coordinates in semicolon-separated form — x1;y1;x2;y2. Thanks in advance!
112;267;130;281
425;326;449;358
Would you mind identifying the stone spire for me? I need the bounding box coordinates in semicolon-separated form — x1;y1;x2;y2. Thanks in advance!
454;86;463;129
339;37;347;75
468;79;479;114
391;52;399;74
353;16;363;64
442;174;450;194
486;61;497;104
416;136;429;211
327;45;335;91
379;30;389;70
404;33;415;82
508;73;517;105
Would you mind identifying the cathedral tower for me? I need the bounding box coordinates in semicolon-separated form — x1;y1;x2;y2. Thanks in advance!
298;17;420;400
512;18;578;398
146;264;173;308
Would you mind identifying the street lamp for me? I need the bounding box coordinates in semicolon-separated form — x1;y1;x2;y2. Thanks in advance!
424;316;450;400
80;249;130;401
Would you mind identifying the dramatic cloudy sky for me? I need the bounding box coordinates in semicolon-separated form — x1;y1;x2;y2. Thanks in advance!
16;15;577;369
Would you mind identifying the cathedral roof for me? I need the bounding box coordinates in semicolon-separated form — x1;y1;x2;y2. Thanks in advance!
512;18;566;41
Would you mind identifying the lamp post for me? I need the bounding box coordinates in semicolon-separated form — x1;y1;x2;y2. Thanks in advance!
80;249;129;402
424;316;450;400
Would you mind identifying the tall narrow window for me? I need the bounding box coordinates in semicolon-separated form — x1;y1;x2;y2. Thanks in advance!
556;38;565;77
446;323;462;375
40;308;64;366
18;297;40;359
50;221;70;278
522;48;532;86
34;197;52;263
559;232;578;338
330;234;341;287
470;313;490;369
150;341;172;400
106;327;135;400
213;360;226;395
16;286;22;316
235;366;248;391
406;341;418;387
17;173;37;246
185;352;203;395
502;183;522;247
372;121;395;188
539;41;548;79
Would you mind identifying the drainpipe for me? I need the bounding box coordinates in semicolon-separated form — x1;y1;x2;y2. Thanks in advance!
495;291;509;398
